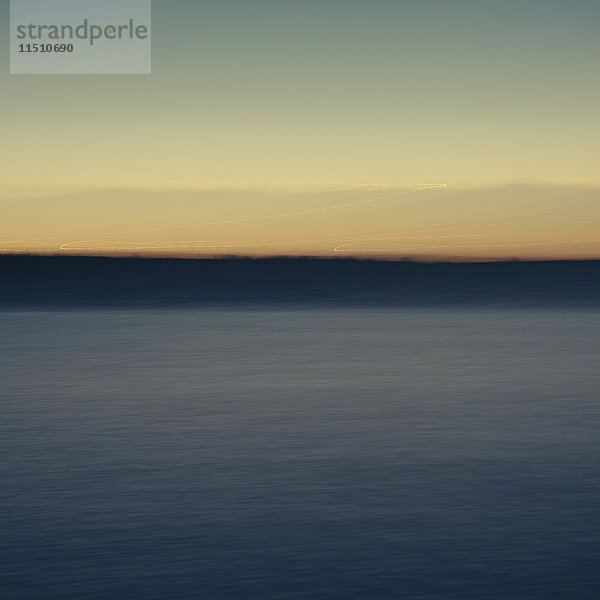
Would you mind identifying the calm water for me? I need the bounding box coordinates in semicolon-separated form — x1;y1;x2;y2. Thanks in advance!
2;308;599;599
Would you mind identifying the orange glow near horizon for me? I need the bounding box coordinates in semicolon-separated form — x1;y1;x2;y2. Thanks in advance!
1;182;599;260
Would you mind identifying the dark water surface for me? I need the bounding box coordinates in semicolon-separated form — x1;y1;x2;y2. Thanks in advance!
2;308;599;599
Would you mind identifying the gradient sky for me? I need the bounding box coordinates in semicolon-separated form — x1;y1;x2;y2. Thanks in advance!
1;0;599;258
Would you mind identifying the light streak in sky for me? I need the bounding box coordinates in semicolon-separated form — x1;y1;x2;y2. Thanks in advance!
53;234;600;253
333;239;600;252
48;184;448;250
59;183;448;241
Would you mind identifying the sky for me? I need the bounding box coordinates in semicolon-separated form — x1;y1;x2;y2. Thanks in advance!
1;0;599;258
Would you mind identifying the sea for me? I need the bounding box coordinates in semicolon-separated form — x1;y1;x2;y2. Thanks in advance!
1;258;599;599
2;306;599;600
